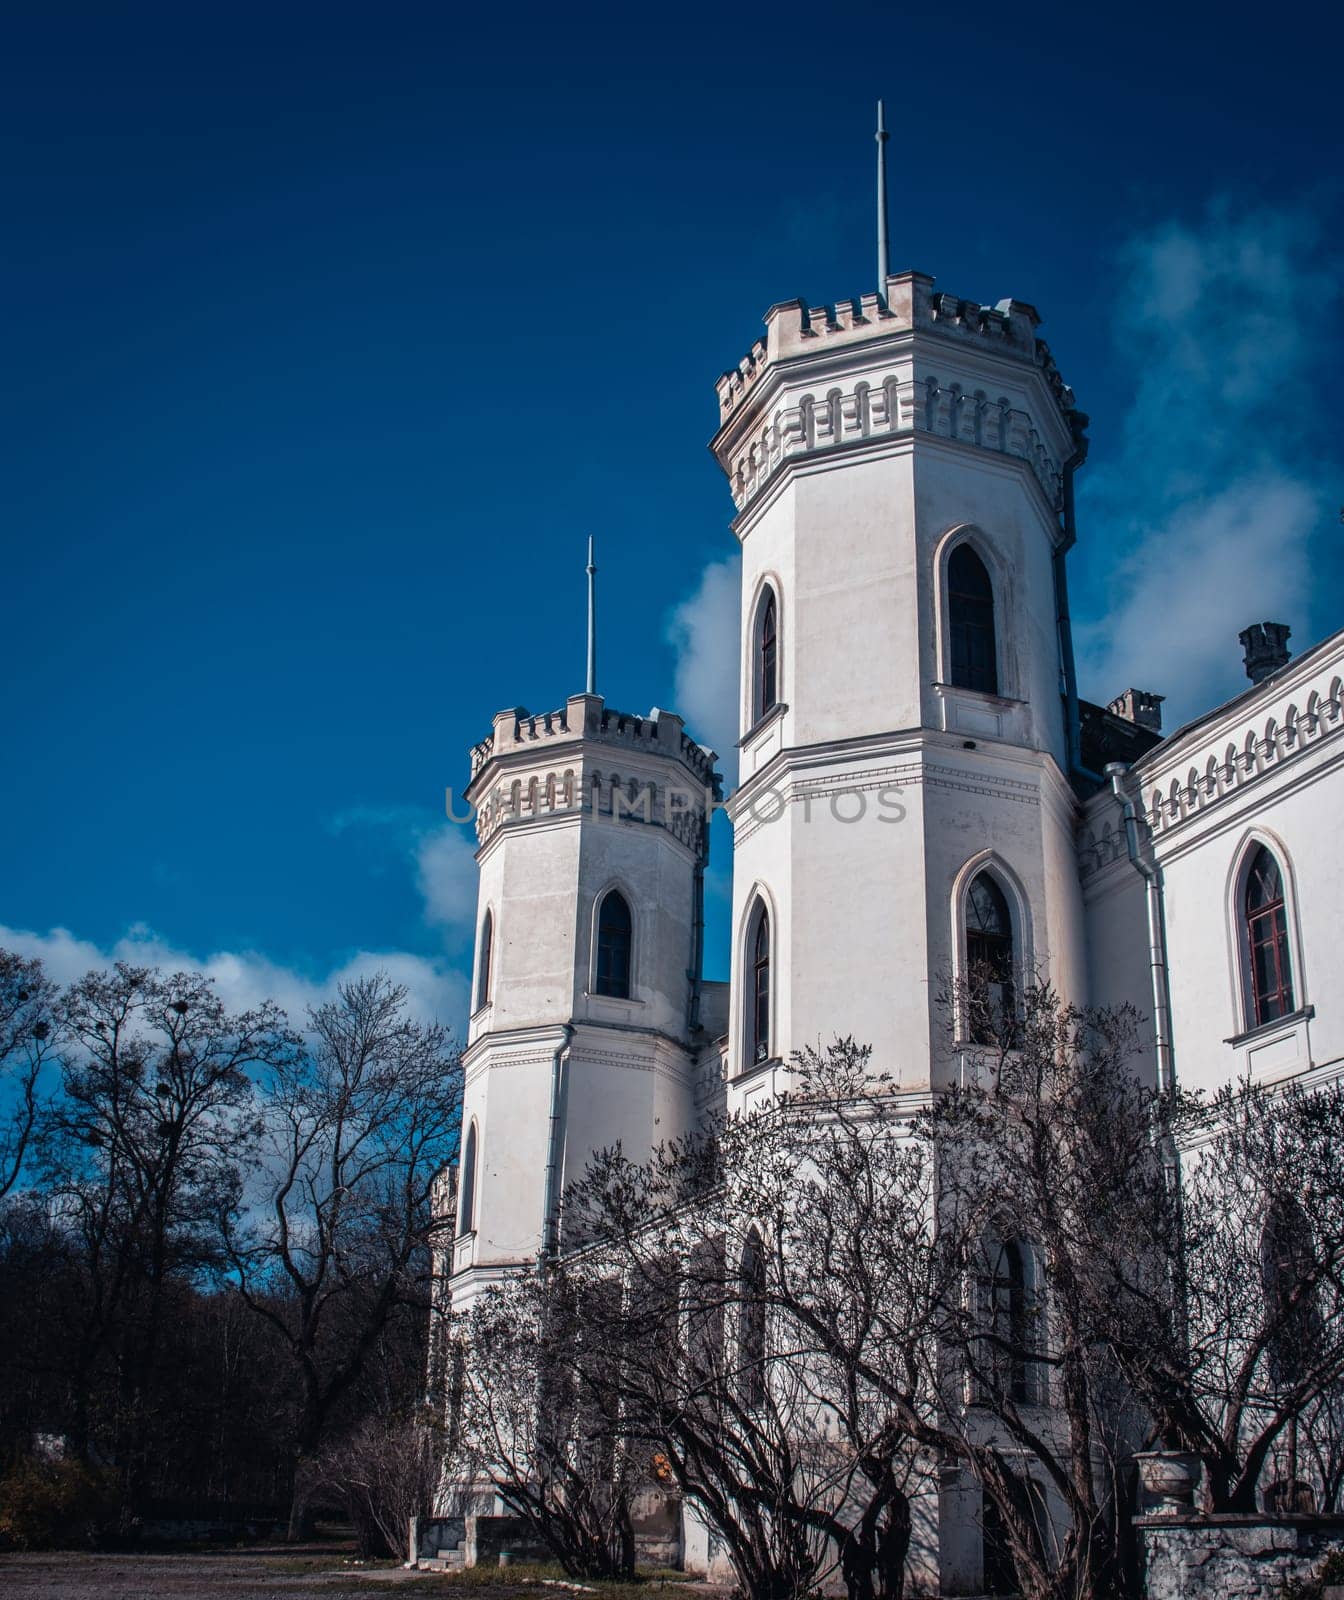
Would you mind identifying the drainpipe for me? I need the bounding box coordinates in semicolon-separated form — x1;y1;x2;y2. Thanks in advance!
1104;763;1174;1098
1055;417;1103;786
540;1024;574;1263
688;857;706;1034
1106;761;1190;1395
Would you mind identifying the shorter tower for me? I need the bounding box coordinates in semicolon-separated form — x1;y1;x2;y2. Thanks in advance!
448;692;719;1310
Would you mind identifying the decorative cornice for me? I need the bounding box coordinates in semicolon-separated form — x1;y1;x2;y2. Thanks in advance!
730;755;1043;847
720;368;1066;516
1078;646;1344;880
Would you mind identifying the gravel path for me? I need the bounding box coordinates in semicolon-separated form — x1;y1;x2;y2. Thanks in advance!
0;1549;436;1600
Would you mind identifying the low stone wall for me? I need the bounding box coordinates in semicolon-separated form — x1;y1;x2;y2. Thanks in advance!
411;1514;465;1563
465;1512;555;1567
1138;1512;1344;1599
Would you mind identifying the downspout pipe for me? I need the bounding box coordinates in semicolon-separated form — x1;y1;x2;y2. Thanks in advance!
1055;416;1104;787
540;1023;574;1264
1106;761;1190;1388
1105;762;1175;1097
688;855;706;1034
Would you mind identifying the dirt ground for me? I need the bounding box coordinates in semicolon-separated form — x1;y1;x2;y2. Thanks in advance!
0;1547;706;1600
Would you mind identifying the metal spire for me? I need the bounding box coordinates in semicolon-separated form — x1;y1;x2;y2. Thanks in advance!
585;536;597;695
876;99;890;302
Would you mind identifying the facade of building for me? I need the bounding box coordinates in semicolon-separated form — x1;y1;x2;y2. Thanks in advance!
443;265;1344;1592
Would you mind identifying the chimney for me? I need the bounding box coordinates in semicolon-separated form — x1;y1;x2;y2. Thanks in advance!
1240;622;1291;686
1107;688;1164;734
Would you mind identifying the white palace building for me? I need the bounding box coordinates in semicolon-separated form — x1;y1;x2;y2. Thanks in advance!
438;173;1344;1591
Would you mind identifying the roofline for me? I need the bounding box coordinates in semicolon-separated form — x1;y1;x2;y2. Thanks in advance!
1128;624;1344;776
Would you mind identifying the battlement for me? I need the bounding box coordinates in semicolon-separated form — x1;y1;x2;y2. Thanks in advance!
714;271;1075;427
467;693;719;792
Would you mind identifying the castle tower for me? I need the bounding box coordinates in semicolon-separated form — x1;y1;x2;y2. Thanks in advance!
712;269;1090;1106
447;691;719;1310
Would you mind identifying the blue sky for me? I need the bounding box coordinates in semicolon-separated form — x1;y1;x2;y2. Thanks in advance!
3;0;1341;1029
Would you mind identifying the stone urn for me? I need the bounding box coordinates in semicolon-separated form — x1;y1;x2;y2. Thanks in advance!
1134;1449;1200;1514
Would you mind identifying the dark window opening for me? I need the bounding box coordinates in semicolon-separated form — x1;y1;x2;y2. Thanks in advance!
991;1237;1033;1403
757;590;778;721
1244;845;1294;1027
949;544;999;695
750;906;771;1064
476;912;494;1011
595;890;633;999
738;1228;767;1408
458;1121;478;1235
966;872;1015;1045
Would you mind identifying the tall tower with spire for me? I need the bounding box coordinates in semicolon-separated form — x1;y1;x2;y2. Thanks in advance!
711;107;1090;1114
445;551;721;1310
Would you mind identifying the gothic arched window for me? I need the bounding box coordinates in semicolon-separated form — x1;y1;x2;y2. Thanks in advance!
475;911;494;1012
1244;845;1294;1027
749;903;771;1064
458;1120;479;1235
948;543;998;695
754;587;779;723
966;872;1014;1044
738;1226;767;1408
1261;1193;1321;1388
990;1237;1033;1403
594;889;633;999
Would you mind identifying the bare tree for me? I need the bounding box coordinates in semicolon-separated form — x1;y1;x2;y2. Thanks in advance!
560;1047;946;1600
455;1269;641;1578
317;1405;447;1557
1108;1073;1344;1514
222;974;462;1537
563;986;1166;1600
0;951;58;1200
925;977;1159;1600
38;962;292;1504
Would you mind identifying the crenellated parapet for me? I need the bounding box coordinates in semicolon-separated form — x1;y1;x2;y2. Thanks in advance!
463;693;720;855
712;270;1082;518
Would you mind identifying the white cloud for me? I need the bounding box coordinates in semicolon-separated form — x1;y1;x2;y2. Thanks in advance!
0;920;467;1034
665;555;742;787
1075;199;1339;728
1;808;481;1035
415;826;480;929
328;804;479;936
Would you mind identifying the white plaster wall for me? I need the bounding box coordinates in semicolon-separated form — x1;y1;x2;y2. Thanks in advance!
1157;763;1344;1098
912;440;1068;768
573;818;698;1041
1080;633;1344;1101
728;343;1085;1093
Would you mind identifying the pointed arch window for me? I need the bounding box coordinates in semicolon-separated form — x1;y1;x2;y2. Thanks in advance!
1244;845;1294;1027
948;544;998;695
458;1121;479;1235
595;889;633;999
1261;1193;1321;1388
749;903;771;1064
475;911;494;1012
990;1237;1033;1403
966;872;1014;1045
738;1226;767;1408
754;588;779;723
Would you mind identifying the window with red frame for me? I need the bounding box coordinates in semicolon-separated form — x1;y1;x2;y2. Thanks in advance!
1244;845;1294;1027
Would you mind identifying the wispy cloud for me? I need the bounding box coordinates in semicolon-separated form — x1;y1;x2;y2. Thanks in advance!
1;806;481;1034
0;920;467;1033
327;803;479;934
666;554;741;787
1075;198;1340;727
